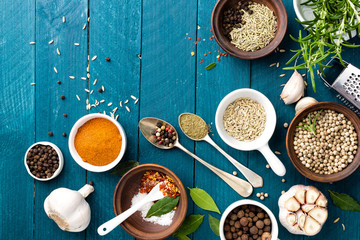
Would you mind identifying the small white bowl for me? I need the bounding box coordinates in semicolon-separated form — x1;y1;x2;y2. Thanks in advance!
68;113;127;172
220;199;279;240
24;141;64;181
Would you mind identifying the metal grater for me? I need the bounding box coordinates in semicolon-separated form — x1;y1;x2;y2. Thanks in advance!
320;57;360;117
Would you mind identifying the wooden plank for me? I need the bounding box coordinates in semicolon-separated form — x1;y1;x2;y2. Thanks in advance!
33;0;88;239
86;0;141;238
139;0;197;233
194;0;251;238
0;0;35;239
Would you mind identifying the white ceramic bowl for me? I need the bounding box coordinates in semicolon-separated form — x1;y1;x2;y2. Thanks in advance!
24;141;64;181
68;113;127;172
220;199;279;240
215;88;286;176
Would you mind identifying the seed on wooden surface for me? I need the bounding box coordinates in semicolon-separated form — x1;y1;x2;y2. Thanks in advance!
100;100;105;103
256;193;261;197
62;132;67;137
102;86;105;92
283;122;288;128
57;81;61;85
120;101;123;107
54;67;58;73
280;84;285;87
260;196;264;200
105;57;110;62
264;193;269;197
108;102;113;107
115;115;119;120
69;76;75;79
342;223;345;231
126;106;130;112
62;16;65;22
137;54;142;59
30;42;35;45
83;23;87;30
87;73;90;78
282;178;286;183
275;151;281;155
280;74;285;77
90;90;93;94
48;131;53;137
30;83;36;85
333;217;340;223
74;43;80;46
269;63;276;67
302;74;306;77
60;95;65;100
232;171;237;176
276;62;280;68
281;190;285;194
63;113;68;117
124;99;129;104
279;49;286;53
131;95;137;100
76;95;80;101
87;65;89;72
91;55;97;61
56;48;61;55
84;89;90;93
134;99;139;104
304;81;307;86
86;99;89;105
191;51;195;56
103;111;106;115
48;40;54;45
317;70;320;75
87;17;90;22
81;77;87;80
266;164;270;169
93;79;97;85
113;107;118;113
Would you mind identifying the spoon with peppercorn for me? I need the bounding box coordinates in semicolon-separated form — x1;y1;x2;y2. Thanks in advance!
139;117;253;197
178;113;263;188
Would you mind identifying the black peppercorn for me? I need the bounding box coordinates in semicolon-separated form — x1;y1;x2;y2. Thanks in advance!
62;132;67;137
60;95;65;100
98;88;103;93
63;113;68;117
48;132;53;137
105;57;111;62
57;81;61;85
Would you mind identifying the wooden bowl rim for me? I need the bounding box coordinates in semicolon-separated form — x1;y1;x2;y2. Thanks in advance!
113;163;188;240
211;0;288;60
286;102;360;182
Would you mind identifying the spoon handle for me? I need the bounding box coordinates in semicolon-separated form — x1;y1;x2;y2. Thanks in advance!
204;135;263;188
175;142;253;197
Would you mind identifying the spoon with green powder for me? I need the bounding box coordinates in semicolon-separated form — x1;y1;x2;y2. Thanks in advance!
179;113;263;188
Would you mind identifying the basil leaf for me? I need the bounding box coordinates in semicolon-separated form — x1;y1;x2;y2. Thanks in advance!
146;197;179;218
188;188;220;214
111;160;139;176
173;214;204;237
174;235;190;240
329;190;360;211
205;62;217;70
208;214;220;236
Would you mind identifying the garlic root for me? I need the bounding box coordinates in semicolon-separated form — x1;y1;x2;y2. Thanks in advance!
280;70;305;104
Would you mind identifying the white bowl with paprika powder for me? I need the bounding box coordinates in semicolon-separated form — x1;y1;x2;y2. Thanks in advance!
69;113;127;172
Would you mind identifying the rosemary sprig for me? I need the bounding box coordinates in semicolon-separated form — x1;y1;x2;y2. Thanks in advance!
297;110;323;136
285;0;360;93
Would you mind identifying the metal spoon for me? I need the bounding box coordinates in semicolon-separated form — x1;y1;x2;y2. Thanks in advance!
178;113;263;188
139;117;253;197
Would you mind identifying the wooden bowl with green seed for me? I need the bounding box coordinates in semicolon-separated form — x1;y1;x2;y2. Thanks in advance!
286;102;360;182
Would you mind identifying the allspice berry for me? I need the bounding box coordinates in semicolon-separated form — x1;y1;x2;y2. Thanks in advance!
250;226;258;235
240;217;249;226
256;220;264;229
60;95;65;100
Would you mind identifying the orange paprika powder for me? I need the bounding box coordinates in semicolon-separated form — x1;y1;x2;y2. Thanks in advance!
74;118;122;166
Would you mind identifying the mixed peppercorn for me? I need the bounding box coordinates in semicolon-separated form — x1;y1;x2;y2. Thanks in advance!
26;144;59;179
152;122;177;147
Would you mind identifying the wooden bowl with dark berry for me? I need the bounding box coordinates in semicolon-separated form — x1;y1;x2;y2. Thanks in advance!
113;163;187;240
211;0;287;60
286;102;360;182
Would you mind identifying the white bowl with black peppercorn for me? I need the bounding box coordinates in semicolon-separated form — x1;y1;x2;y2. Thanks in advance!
215;88;286;177
220;199;278;240
24;142;64;181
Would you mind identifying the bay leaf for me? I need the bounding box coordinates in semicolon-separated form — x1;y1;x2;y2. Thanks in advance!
205;62;217;70
173;214;204;237
188;187;220;214
146;196;179;218
208;214;220;236
111;160;139;176
329;190;360;211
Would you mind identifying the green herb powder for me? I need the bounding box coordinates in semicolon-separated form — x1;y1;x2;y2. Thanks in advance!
179;113;208;140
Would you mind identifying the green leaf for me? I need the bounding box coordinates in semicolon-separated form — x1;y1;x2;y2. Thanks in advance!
146;196;179;218
173;214;204;237
111;160;139;176
188;188;220;214
205;62;217;70
208;214;220;236
174;235;191;240
329;190;360;211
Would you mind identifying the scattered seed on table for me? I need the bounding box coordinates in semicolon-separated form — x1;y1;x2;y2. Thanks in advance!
134;99;139;104
102;86;105;92
48;131;53;136
98;88;103;93
281;190;285;194
317;70;320;75
282;178;286;183
275;151;281;155
85;89;89;93
333;217;340;223
280;49;286;53
280;84;285;87
48;40;54;45
276;62;280;68
103;111;106;115
108;102;113;107
63;113;67;118
87;73;90;78
56;48;61;55
120;101;123;107
91;55;97;61
30;83;36;85
113;107;118;113
256;193;261;197
269;63;276;67
57;81;61;85
264;193;269;197
266;164;270;169
62;132;67;137
342;224;345;231
87;17;90;22
69;76;75;79
131;95;137;100
83;23;87;30
126;106;130;112
137;54;141;59
280;74;285;77
260;196;264;200
30;42;35;45
74;43;80;46
304;81;307;87
93;79;97;85
87;65;89;72
302;74;306;77
124;99;129;104
100;99;105;103
60;95;65;100
62;16;65;22
81;77;87;80
232;171;237;176
105;57;110;62
54;67;58;73
76;95;80;101
283;122;288;128
115;115;119;120
191;51;195;56
90;90;93;94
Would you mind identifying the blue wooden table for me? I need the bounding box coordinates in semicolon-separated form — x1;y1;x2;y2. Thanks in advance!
1;0;360;239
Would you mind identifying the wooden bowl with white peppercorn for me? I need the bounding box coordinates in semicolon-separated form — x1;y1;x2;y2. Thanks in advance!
286;101;360;182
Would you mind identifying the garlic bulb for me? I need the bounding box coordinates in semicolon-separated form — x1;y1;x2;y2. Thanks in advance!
44;184;94;232
295;97;318;114
280;70;305;104
278;185;328;236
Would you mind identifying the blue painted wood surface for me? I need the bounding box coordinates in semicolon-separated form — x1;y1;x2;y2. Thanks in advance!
1;0;360;239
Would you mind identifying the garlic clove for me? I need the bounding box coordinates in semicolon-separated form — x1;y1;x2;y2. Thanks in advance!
301;204;316;213
280;70;305;105
316;194;328;207
294;189;306;204
286;213;297;226
296;210;306;229
295;97;318;114
306;187;320;204
308;207;328;225
303;216;321;235
285;197;301;212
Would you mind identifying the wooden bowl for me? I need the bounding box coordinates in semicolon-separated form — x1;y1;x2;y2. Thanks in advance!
113;163;188;240
286;102;360;182
211;0;288;60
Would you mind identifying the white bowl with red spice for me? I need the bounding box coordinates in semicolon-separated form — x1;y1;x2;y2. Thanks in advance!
68;113;127;172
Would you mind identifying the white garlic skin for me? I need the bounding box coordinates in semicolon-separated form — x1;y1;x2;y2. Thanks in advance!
280;70;305;105
44;184;94;232
295;97;318;114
